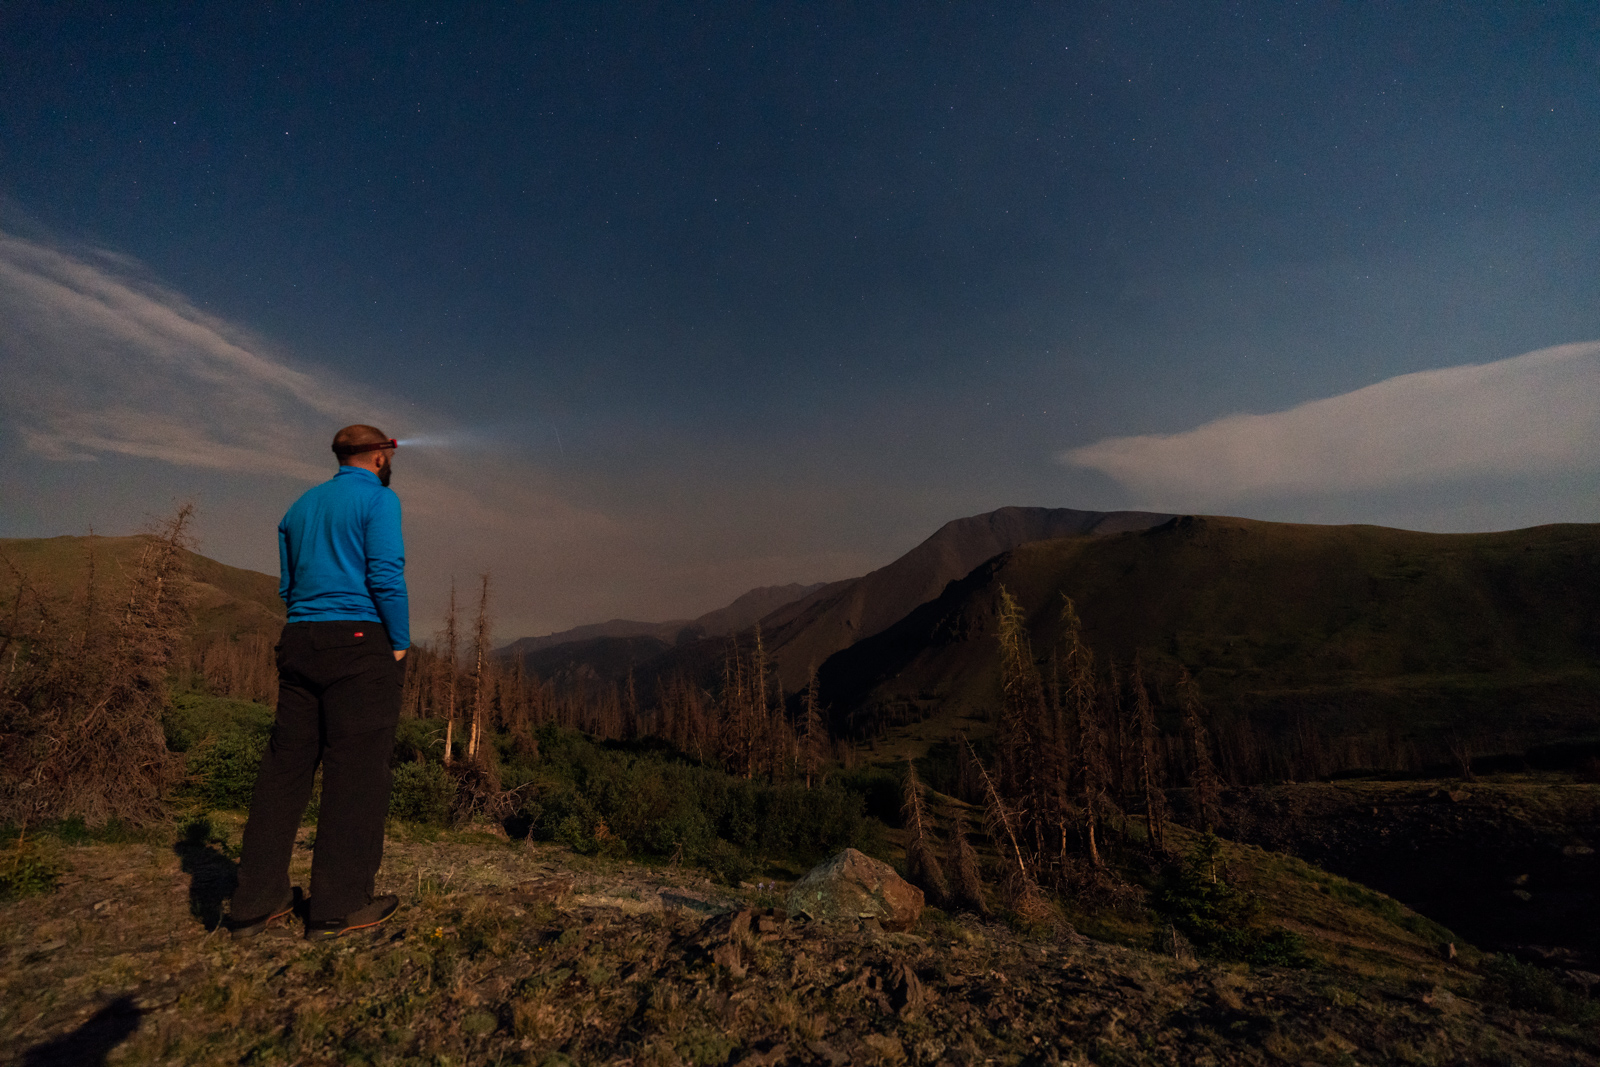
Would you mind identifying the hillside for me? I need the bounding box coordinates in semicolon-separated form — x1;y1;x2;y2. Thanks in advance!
819;515;1600;774
523;506;1174;698
500;582;825;662
0;535;283;642
760;506;1173;688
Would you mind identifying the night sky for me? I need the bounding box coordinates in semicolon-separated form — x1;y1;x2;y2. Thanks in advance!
3;3;1598;638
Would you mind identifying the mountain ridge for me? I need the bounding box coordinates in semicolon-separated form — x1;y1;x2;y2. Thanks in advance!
759;505;1175;687
498;582;827;658
815;514;1600;772
0;534;284;642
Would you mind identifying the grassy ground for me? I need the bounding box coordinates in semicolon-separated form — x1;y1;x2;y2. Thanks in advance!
3;813;1597;1066
1220;774;1600;972
0;534;284;644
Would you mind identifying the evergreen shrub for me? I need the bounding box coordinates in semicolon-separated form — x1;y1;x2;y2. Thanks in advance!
504;725;882;879
184;731;268;809
1152;834;1310;967
389;761;454;824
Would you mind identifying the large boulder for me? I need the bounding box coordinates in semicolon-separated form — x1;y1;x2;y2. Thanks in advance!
787;848;924;931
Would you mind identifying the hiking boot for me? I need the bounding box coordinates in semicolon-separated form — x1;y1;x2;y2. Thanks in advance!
305;894;400;941
227;889;299;940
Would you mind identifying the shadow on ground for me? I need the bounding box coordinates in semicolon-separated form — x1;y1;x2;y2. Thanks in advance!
172;819;239;931
23;996;143;1066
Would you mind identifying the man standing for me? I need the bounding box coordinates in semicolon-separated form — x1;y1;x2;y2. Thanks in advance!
228;425;410;940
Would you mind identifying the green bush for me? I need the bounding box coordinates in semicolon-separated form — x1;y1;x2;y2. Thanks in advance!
699;838;752;885
507;725;883;878
389;761;454;825
393;717;445;765
184;731;268;809
1481;954;1599;1024
0;838;62;901
1152;834;1310;967
835;766;903;828
164;693;273;753
166;692;274;810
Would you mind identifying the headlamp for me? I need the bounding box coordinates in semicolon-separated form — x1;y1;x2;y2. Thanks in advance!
332;438;399;457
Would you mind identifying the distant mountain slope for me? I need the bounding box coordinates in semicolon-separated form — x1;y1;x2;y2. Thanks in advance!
686;583;827;640
818;515;1600;762
514;634;678;688
0;535;284;641
502;618;693;655
761;506;1173;687
500;582;825;670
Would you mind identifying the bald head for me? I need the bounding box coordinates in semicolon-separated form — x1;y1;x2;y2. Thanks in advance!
331;424;397;486
332;424;391;464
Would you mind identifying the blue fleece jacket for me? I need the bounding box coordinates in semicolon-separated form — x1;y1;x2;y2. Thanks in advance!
278;466;410;648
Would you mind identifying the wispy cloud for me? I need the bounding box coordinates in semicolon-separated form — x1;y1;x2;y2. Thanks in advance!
0;232;342;479
1060;342;1600;505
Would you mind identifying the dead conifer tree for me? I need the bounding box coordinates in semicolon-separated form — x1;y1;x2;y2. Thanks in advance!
1179;666;1223;831
1059;596;1106;868
0;507;193;825
750;624;784;777
955;737;977;804
623;669;640;741
1132;658;1169;851
901;759;949;905
1105;659;1130;802
945;810;990;915
718;635;750;777
994;585;1047;800
799;666;828;788
440;582;460;765
466;573;492;762
966;737;1049;921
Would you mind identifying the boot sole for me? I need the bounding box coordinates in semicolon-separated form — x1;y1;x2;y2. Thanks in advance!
229;902;295;940
305;901;399;941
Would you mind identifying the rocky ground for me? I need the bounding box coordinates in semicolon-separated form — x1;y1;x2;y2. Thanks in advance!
3;814;1598;1066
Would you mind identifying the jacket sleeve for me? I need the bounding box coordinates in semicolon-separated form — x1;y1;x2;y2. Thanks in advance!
278;519;292;605
364;490;410;649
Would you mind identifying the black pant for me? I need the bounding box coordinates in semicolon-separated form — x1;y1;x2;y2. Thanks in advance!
234;621;403;923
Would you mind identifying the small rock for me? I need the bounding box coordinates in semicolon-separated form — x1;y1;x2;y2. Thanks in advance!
460;1010;497;1036
135;989;179;1011
1447;790;1471;803
697;908;753;947
1562;844;1595;857
736;1043;789;1066
806;1040;850;1067
1563;970;1600;992
35;939;66;954
891;962;927;1017
711;941;747;979
862;1033;906;1063
659;888;720;914
512;875;574;906
787;849;923;932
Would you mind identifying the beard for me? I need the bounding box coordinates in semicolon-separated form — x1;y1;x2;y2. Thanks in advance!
378;459;392;487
